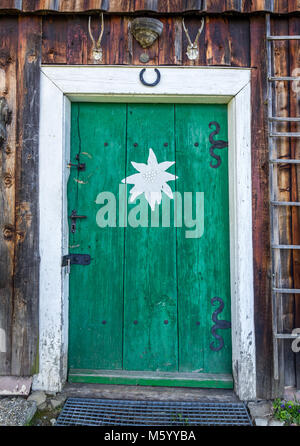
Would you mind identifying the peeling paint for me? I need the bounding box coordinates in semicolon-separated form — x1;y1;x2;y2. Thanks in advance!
81;152;93;159
74;178;88;185
0;328;6;353
0;68;6;94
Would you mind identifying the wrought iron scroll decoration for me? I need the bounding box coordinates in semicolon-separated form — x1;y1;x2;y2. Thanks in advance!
139;68;161;87
88;13;104;62
210;297;231;352
208;121;228;169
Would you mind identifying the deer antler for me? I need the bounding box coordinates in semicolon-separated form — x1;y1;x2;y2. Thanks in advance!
88;13;104;50
182;17;204;48
182;17;205;60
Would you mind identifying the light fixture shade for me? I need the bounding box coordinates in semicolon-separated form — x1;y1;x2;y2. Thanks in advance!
131;17;163;49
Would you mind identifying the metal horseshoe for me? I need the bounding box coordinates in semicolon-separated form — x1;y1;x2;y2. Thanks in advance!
139;68;161;87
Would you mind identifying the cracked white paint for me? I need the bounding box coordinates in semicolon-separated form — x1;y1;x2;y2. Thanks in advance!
0;68;6;94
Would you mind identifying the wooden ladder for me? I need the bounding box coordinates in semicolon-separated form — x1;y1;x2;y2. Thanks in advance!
266;13;300;381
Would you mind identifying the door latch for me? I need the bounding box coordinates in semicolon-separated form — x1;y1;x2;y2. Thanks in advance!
69;209;87;234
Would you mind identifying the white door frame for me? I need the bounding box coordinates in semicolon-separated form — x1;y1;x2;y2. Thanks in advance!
34;66;256;401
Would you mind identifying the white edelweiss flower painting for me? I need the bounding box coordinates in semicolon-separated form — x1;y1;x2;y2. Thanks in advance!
122;148;178;211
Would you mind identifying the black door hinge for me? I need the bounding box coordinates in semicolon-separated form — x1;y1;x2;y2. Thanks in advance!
62;253;91;267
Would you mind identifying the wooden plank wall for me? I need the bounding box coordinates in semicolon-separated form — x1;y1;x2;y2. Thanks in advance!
0;0;300;14
0;16;41;377
0;11;299;398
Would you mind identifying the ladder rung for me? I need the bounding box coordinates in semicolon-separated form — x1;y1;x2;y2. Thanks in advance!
267;36;300;41
271;201;300;207
272;245;300;250
269;76;300;81
269;117;300;122
273;288;300;294
275;334;300;339
270;132;300;137
270;159;300;164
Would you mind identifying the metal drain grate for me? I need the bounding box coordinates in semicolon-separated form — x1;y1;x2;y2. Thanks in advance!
56;398;252;426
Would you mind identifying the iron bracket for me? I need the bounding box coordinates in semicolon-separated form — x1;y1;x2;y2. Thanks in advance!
62;253;91;267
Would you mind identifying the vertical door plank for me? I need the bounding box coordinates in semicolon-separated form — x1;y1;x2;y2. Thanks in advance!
68;103;126;370
175;104;231;374
123;104;178;372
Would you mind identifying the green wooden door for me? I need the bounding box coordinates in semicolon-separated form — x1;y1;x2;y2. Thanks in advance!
68;103;232;388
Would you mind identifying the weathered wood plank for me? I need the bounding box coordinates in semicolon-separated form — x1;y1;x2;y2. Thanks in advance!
274;0;289;13
59;0;109;12
206;0;226;13
248;0;273;12
134;0;158;11
158;17;177;65
0;17;17;376
0;0;23;11
250;15;276;399
42;15;67;64
67;16;87;65
289;16;300;389
11;15;41;375
272;17;295;388
1;0;300;13
107;16;129;65
123;104;178;372
108;0;134;13
288;0;300;13
206;16;231;66
68;103;126;371
225;0;242;11
228;17;250;67
175;104;231;375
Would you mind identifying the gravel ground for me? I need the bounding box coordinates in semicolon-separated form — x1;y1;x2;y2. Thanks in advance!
0;397;37;426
